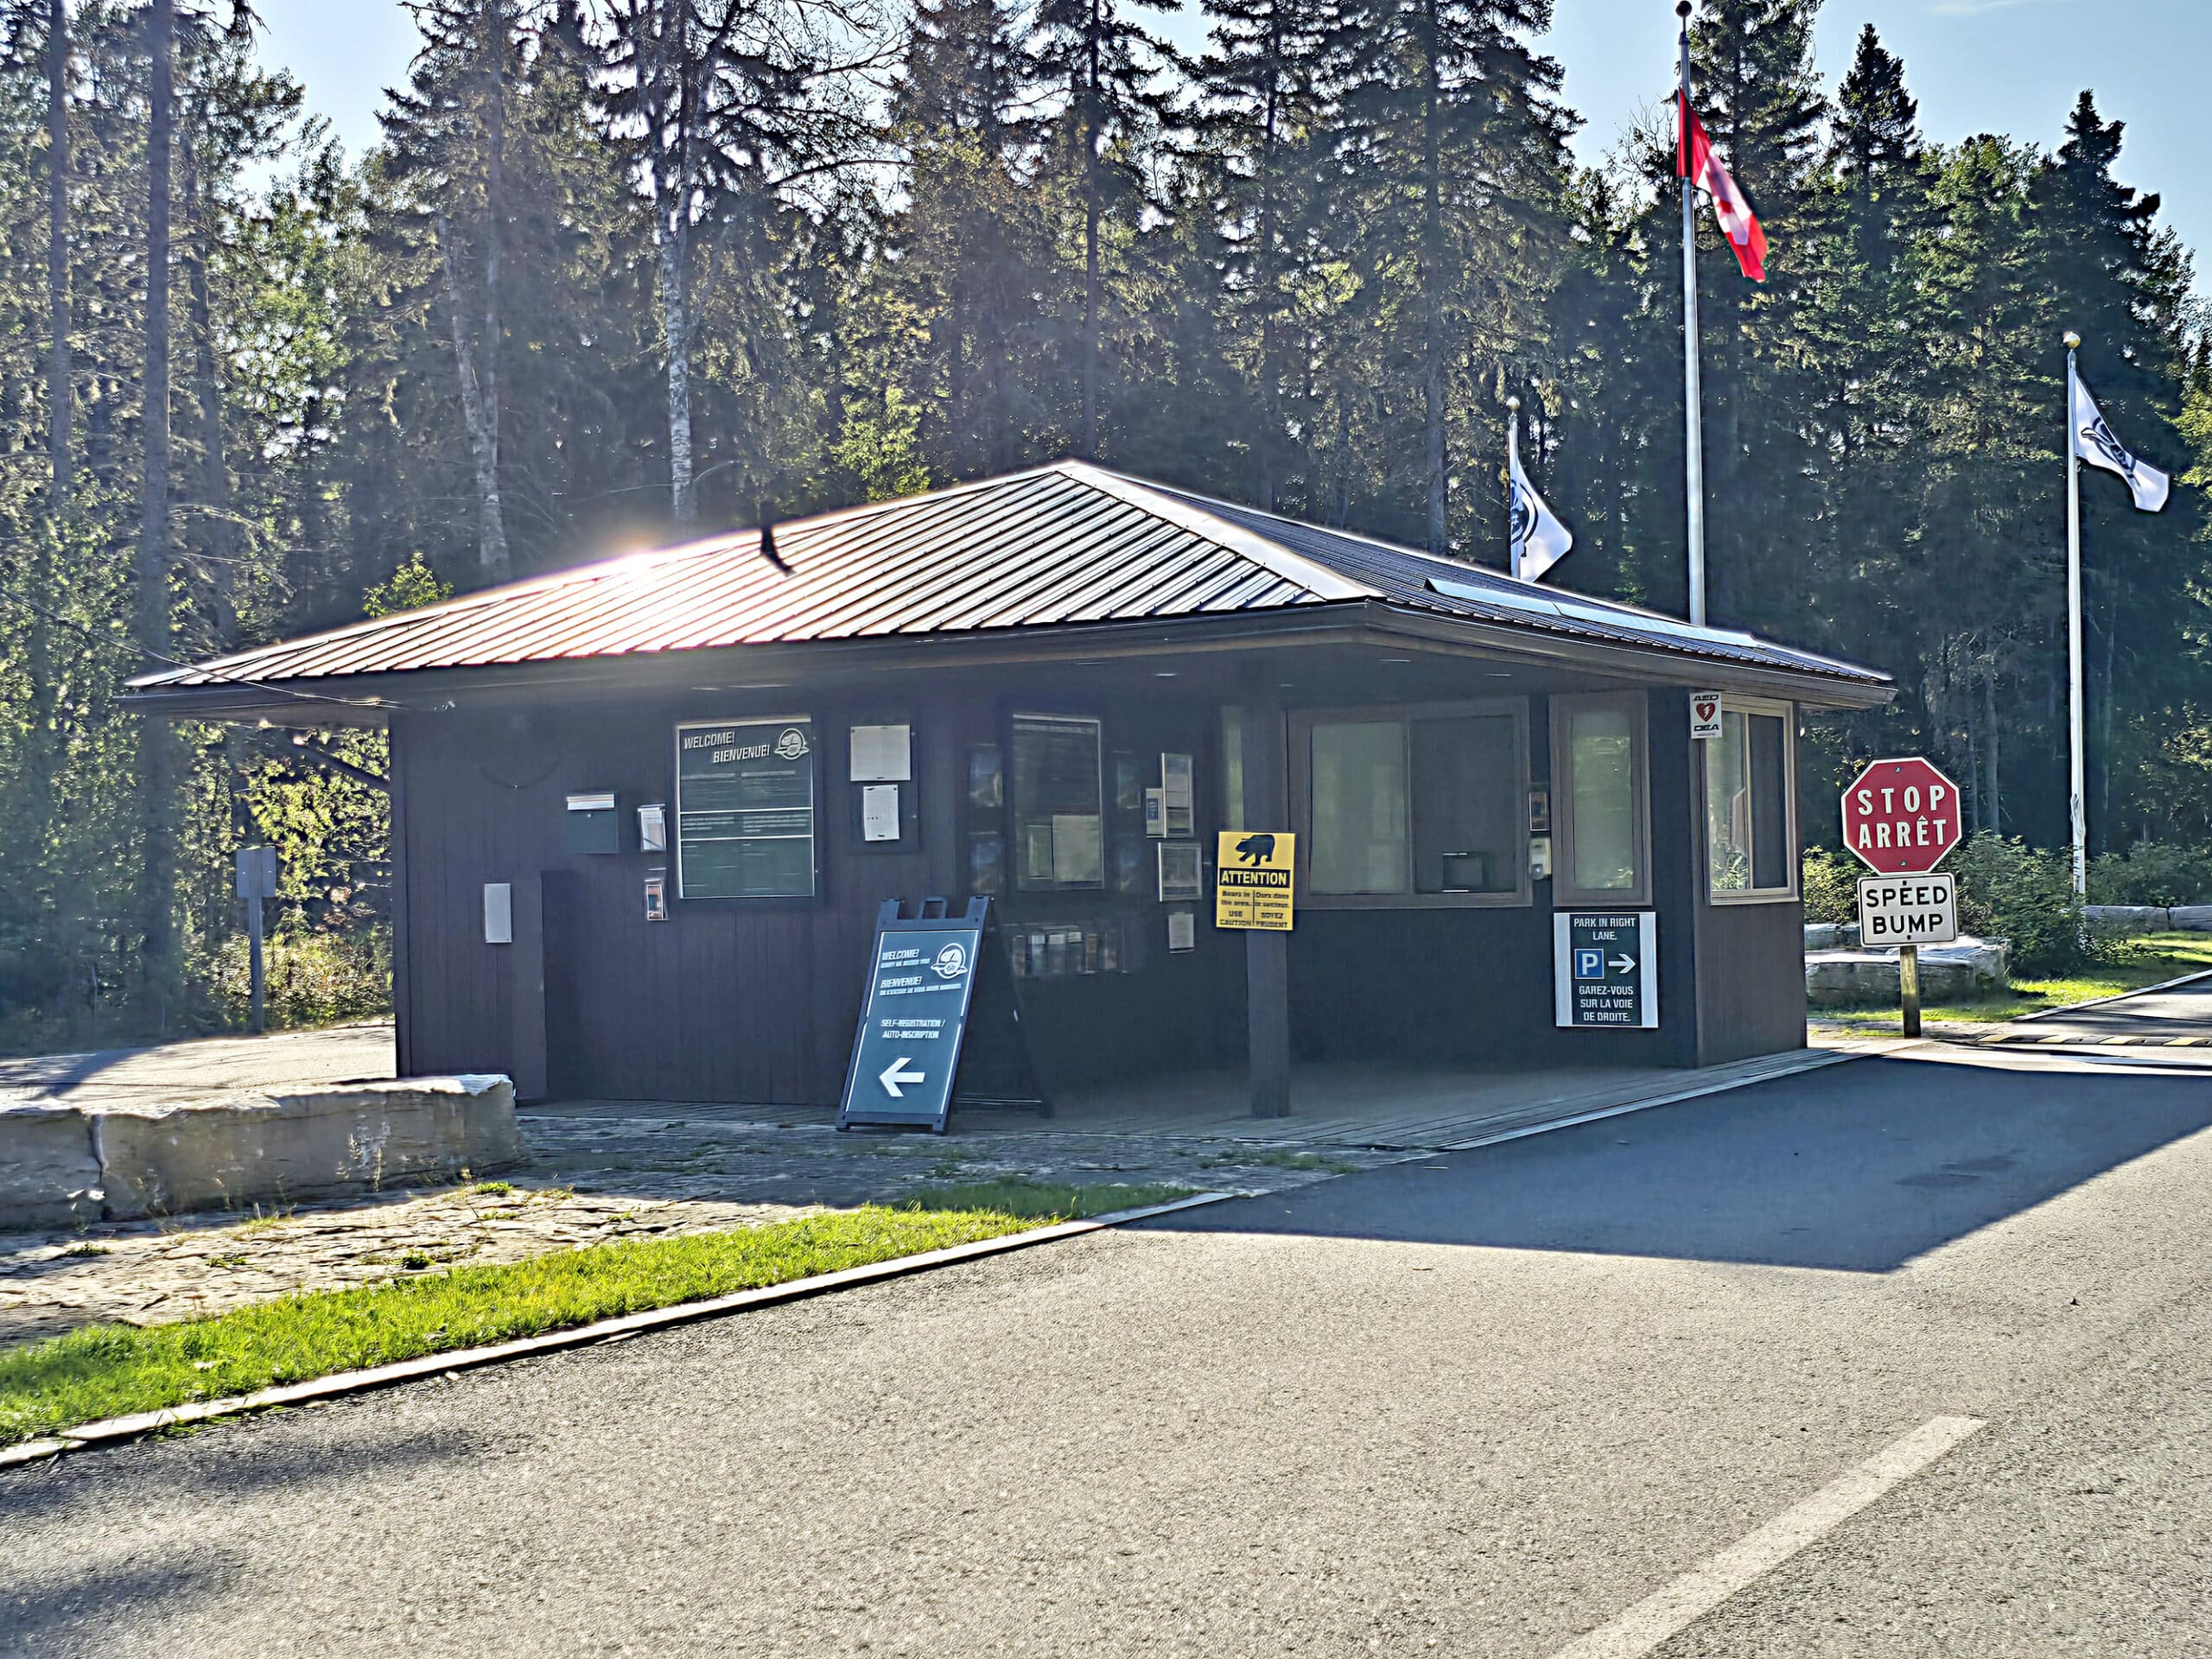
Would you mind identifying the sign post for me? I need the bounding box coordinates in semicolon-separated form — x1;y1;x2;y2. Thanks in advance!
1841;758;1964;1037
234;846;277;1034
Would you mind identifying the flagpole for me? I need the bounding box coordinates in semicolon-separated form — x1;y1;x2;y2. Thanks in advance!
2064;330;2088;896
1506;394;1522;580
1677;2;1707;626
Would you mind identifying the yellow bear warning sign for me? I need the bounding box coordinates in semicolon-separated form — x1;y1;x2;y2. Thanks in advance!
1215;830;1296;931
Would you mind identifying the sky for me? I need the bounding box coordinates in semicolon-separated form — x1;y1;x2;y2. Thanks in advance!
255;0;2212;289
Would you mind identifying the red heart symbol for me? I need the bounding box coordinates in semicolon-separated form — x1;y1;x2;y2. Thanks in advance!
1696;701;1716;721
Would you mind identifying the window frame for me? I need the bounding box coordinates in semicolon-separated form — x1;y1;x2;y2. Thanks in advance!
1703;695;1800;906
1550;691;1653;910
1289;697;1532;911
1007;710;1108;893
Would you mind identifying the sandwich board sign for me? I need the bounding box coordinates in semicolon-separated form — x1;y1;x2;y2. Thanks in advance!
839;899;986;1134
1215;830;1296;930
1554;912;1659;1029
1856;874;1958;947
838;897;1044;1134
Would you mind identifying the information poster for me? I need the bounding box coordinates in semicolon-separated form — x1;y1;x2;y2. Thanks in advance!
1553;911;1659;1029
1214;830;1295;930
675;718;817;899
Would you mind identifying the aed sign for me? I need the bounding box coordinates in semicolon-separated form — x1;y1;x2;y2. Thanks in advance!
1689;690;1724;742
1554;912;1659;1030
1840;756;1962;876
837;922;983;1133
1215;830;1296;931
1857;874;1958;946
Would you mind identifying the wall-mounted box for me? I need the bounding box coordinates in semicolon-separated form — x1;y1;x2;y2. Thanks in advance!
565;791;620;854
484;883;513;944
638;802;668;854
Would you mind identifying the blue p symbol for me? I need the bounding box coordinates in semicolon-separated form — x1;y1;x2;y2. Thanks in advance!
1574;948;1605;980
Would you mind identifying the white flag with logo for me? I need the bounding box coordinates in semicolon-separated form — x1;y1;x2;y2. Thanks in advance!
1508;423;1573;582
2072;376;2169;512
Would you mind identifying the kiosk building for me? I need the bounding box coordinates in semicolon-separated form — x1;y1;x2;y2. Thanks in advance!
130;461;1890;1114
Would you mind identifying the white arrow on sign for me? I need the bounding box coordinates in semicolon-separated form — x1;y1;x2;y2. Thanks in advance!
1609;954;1637;974
879;1056;925;1097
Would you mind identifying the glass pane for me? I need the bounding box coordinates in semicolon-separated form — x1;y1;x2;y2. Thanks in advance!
1707;710;1751;893
1411;715;1520;893
1310;721;1408;893
1750;714;1789;888
1011;715;1103;890
1570;704;1639;893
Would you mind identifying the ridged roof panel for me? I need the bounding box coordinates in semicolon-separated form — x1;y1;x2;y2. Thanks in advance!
130;461;1886;694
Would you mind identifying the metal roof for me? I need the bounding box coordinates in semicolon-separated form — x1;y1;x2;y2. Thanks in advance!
130;461;1887;704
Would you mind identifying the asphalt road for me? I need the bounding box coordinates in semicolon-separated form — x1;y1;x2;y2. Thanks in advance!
1999;971;2212;1046
5;1042;2211;1657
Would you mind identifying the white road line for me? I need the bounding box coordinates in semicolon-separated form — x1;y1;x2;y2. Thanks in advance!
1546;1414;1985;1659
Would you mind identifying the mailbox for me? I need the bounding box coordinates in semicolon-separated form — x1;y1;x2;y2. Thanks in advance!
564;791;620;854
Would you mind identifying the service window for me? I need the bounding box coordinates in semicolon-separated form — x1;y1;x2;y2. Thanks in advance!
1706;700;1796;900
1010;714;1105;890
1552;693;1649;907
674;717;818;899
1294;701;1529;907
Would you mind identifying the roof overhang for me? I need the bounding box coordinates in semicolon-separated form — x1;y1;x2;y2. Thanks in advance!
122;599;1893;728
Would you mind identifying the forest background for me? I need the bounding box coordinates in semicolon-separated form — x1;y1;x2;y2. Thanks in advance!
0;0;2207;1047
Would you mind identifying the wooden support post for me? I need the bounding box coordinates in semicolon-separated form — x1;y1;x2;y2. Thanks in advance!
1899;943;1921;1038
1243;700;1290;1118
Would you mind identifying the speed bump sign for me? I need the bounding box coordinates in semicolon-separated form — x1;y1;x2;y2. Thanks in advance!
1215;830;1295;931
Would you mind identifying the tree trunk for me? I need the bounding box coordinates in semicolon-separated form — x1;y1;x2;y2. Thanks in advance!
436;218;511;582
1982;669;2000;836
660;210;695;524
182;125;232;647
1254;7;1281;512
478;0;509;575
46;0;69;504
1420;0;1446;553
138;0;178;1020
1080;0;1101;460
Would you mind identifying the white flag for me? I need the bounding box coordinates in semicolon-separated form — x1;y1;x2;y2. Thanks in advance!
1508;419;1573;582
2072;375;2169;512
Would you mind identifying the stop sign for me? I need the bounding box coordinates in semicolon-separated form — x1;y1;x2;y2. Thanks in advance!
1841;756;1963;875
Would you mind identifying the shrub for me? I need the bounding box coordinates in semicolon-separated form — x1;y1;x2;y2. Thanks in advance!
1800;847;1858;925
1947;833;2091;975
2087;842;2212;908
201;924;391;1030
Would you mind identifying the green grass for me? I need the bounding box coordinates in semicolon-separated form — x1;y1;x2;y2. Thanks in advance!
1813;931;2212;1027
896;1179;1194;1219
0;1204;1055;1447
1197;1149;1357;1173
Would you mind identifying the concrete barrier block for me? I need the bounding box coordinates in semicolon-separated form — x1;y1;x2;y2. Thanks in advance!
0;1105;102;1230
1806;937;2007;1006
94;1076;525;1222
2170;906;2212;932
2085;905;2170;936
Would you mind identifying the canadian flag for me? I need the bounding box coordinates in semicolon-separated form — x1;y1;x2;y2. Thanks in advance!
1679;96;1767;283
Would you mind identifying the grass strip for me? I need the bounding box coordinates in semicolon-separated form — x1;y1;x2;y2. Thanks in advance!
0;1204;1056;1447
1812;932;2212;1027
897;1179;1194;1218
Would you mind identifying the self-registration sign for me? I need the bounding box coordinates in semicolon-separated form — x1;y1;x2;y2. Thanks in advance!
837;918;985;1133
1554;912;1659;1030
1215;830;1296;931
1841;757;1963;876
1857;874;1958;946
